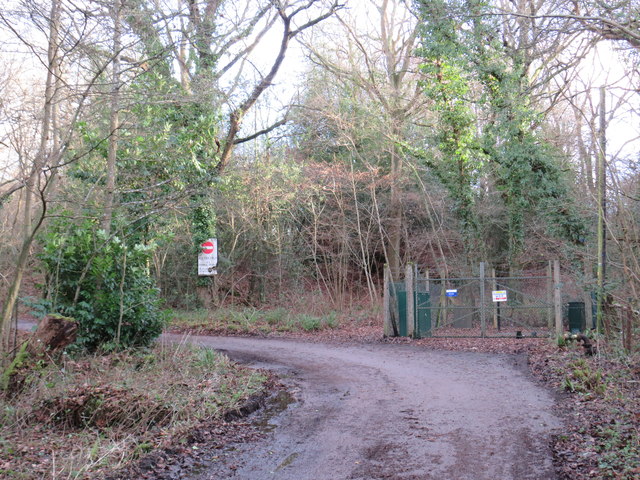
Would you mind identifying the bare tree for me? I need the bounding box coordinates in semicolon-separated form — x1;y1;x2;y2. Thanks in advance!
569;0;639;49
0;0;63;353
300;0;429;276
0;0;116;354
215;0;343;174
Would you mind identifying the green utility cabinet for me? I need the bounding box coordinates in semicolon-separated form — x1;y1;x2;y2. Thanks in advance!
391;282;408;337
568;301;586;333
389;282;431;338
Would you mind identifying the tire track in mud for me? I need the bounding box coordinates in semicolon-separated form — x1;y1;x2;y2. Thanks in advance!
172;336;562;480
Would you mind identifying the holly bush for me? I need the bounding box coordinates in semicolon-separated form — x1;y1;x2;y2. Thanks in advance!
37;219;168;352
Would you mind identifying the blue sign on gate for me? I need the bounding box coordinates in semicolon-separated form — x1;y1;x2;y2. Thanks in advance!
446;289;458;297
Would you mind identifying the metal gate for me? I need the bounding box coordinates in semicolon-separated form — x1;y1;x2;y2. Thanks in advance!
386;262;558;338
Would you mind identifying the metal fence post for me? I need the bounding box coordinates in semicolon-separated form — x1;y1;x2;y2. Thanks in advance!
491;267;497;329
414;263;419;335
480;262;486;338
583;261;594;330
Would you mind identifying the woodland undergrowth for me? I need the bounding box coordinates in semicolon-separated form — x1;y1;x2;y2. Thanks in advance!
0;337;267;479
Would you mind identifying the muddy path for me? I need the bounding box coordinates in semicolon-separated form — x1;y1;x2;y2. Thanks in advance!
173;335;562;480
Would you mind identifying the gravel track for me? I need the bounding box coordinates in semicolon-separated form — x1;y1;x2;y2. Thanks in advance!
178;335;561;480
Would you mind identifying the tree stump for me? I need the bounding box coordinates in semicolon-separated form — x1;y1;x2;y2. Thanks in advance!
2;315;77;394
576;333;597;356
29;314;77;356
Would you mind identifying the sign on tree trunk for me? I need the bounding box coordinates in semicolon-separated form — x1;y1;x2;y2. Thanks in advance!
198;238;218;276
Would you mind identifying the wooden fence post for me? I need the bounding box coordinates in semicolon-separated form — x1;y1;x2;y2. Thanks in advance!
554;259;563;337
425;268;430;293
406;263;414;337
480;262;486;337
547;261;553;330
383;264;392;337
623;302;633;354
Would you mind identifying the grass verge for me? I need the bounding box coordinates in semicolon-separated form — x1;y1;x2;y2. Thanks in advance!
0;338;268;479
170;306;340;335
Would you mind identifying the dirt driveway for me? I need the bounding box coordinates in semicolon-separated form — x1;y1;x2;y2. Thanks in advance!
181;335;562;480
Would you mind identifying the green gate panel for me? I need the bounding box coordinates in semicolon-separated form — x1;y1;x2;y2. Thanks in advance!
414;292;431;339
388;282;428;338
389;282;407;337
568;301;586;333
397;290;408;337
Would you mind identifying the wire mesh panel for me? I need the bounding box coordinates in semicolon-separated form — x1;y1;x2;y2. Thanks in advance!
485;275;553;338
414;269;554;338
416;276;483;337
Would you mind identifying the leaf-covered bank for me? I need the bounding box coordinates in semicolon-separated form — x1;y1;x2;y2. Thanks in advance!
0;339;268;479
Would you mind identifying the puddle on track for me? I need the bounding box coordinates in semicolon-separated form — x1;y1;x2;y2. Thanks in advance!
187;387;296;479
255;389;296;432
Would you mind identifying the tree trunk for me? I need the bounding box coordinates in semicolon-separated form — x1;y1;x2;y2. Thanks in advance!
387;122;403;277
102;0;122;235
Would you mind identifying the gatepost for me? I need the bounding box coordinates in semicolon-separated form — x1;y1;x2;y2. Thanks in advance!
554;259;563;337
405;263;414;338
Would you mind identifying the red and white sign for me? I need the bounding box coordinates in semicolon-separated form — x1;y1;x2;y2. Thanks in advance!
201;240;215;255
198;238;218;276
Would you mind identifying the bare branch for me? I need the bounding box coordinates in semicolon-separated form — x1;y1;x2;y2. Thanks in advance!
488;9;640;48
234;113;290;144
216;0;342;174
